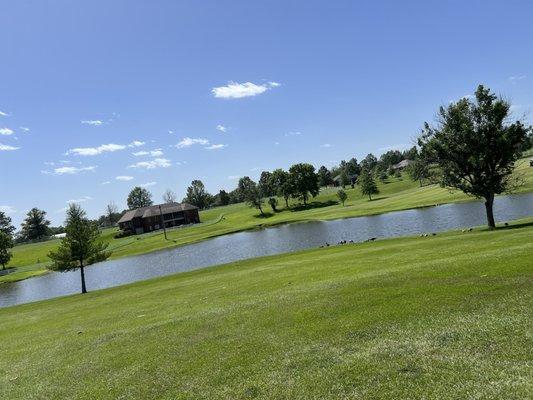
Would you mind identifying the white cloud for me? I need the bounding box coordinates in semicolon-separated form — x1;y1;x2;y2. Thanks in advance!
0;111;9;117
0;143;19;151
44;166;97;175
0;205;16;214
274;141;280;145
19;126;30;132
509;75;526;84
168;130;174;134
140;181;157;187
81;120;104;126
128;158;171;169
67;196;92;204
132;149;163;157
101;181;111;185
0;128;14;136
67;140;145;156
285;131;302;136
320;143;332;148
116;175;134;181
175;137;209;148
205;144;227;150
216;124;227;133
212;81;280;99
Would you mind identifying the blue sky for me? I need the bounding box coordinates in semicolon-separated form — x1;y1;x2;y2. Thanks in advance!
1;0;532;226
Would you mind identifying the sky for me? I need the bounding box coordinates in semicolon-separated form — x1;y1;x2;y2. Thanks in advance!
1;0;532;227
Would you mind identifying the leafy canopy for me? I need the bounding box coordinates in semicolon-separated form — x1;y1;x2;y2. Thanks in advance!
127;187;153;209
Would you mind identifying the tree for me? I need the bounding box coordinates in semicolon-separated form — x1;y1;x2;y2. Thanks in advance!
0;211;15;236
216;190;230;206
183;180;213;209
379;150;403;169
268;197;278;212
48;204;111;294
289;163;319;205
418;85;530;228
270;168;292;208
345;158;361;176
406;158;430;187
360;153;378;171
238;177;264;215
359;168;379;200
0;231;13;270
337;189;347;206
162;189;177;204
258;171;275;197
105;202;120;226
20;208;50;241
127;187;153;210
339;170;350;188
317;165;333;187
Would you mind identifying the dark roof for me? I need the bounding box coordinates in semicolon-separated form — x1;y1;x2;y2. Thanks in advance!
392;159;413;169
118;202;198;224
333;174;358;182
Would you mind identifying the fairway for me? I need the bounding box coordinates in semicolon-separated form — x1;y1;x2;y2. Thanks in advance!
4;157;533;284
1;220;532;399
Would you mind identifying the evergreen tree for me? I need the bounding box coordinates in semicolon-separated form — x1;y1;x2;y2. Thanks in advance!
359;169;379;200
0;211;15;236
0;231;13;270
20;208;51;240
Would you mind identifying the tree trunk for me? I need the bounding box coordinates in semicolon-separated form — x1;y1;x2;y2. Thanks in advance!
484;194;496;229
79;261;87;294
369;194;372;201
258;205;264;216
284;197;289;208
419;179;423;187
1;263;4;270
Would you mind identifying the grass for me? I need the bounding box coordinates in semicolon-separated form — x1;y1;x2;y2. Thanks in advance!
3;157;533;284
1;219;532;399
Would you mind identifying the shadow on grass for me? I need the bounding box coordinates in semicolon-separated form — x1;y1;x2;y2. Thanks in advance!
367;196;388;202
254;212;274;219
290;200;338;212
495;220;533;231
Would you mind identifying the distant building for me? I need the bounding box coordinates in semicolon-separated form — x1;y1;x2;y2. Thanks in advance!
117;202;200;235
392;159;413;170
332;174;358;187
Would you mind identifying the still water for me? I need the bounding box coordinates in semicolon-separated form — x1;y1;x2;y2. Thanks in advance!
1;192;532;308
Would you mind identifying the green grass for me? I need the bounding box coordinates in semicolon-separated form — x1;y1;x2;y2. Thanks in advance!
1;219;532;399
3;157;532;285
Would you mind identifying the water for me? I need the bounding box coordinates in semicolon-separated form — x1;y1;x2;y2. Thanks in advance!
1;193;532;308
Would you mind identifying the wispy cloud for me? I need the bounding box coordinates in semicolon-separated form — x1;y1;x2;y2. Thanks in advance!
132;149;164;157
128;158;171;169
116;175;134;181
0;111;9;117
216;124;227;133
509;75;527;84
67;196;92;204
81;120;104;126
19;126;30;132
0;127;14;136
320;143;332;148
140;181;157;187
212;81;280;99
0;205;16;214
0;143;19;151
285;131;302;136
101;181;111;185
67;141;145;156
205;144;227;150
43;166;97;175
175;137;209;148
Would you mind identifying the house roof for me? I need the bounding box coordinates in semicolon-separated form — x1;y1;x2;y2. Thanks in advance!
392;159;413;169
118;202;198;224
333;174;358;182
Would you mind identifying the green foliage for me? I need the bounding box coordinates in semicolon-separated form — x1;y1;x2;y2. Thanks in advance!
183;180;213;210
359;169;379;200
289;163;319;205
339;170;350;188
20;208;51;241
317;166;333;187
0;231;14;269
258;171;274;197
406;158;430;187
360;153;378;171
0;211;15;237
127;187;153;210
48;204;111;293
419;84;531;227
345;158;361;176
216;190;230;206
238;177;265;215
270;168;292;207
336;189;347;206
268;197;278;212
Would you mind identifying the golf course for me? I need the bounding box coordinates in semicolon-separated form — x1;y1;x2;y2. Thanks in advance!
1;218;532;399
3;157;533;285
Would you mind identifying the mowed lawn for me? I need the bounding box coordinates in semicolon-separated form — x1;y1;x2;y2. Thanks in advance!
4;157;533;284
1;220;532;399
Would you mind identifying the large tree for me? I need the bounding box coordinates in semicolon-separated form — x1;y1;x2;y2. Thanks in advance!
20;208;51;241
0;231;13;270
183;180;213;210
270;168;292;208
360;153;378;171
289;163;319;205
0;211;15;236
48;204;111;294
216;190;230;206
418;85;530;228
359;168;379;200
406;158;431;187
258;171;275;198
238;176;265;215
127;187;153;209
317;165;333;187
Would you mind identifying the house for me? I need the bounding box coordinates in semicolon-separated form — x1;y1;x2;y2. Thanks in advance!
117;202;200;235
332;174;358;187
392;159;413;170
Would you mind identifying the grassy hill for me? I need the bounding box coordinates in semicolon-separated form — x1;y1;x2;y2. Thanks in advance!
1;219;532;399
3;157;532;284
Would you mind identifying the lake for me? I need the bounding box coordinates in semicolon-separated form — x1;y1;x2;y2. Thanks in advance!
1;192;532;308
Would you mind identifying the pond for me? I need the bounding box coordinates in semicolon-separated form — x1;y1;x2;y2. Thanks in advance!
1;192;532;308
